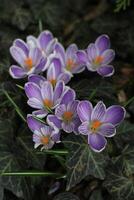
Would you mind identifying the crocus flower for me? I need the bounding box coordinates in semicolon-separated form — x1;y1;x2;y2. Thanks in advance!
27;30;57;58
47;88;81;133
77;101;126;152
53;42;86;74
85;35;115;77
9;39;46;79
27;115;60;150
25;81;64;118
28;58;72;87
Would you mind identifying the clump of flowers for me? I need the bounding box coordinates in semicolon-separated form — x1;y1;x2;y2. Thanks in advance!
9;30;126;152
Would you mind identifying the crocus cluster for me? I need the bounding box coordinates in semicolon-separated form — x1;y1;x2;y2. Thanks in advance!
9;30;126;152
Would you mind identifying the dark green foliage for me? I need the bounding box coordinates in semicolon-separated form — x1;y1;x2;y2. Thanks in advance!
0;0;134;199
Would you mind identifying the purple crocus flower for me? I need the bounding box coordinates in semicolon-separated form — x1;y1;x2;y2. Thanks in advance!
47;88;81;134
53;42;86;74
85;35;115;77
27;30;57;58
25;81;64;118
27;115;60;150
77;101;126;152
28;58;72;87
9;39;46;79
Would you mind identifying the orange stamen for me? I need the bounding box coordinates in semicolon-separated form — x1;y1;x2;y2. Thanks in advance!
43;99;53;109
41;136;49;145
25;58;33;70
63;111;73;122
49;79;57;87
66;58;77;71
94;56;104;65
91;120;102;132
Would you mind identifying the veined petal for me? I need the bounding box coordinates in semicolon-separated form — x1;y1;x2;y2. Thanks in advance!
102;49;115;65
60;88;76;105
78;121;90;135
25;82;42;100
76;50;87;64
47;114;62;129
55;104;66;120
53;81;64;105
38;30;53;50
104;105;126;126
91;101;106;121
28;74;46;85
77;100;93;122
27;35;37;49
9;65;26;79
66;43;78;59
99;123;116;137
27;114;42;132
88;133;107;152
47;58;62;81
41;81;53;102
29;47;42;66
32;110;48;118
13;39;29;56
87;43;99;62
95;35;110;53
58;72;72;84
27;97;43;109
97;65;114;77
62;121;74;133
10;46;26;67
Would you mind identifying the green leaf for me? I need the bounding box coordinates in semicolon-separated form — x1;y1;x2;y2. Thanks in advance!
54;192;80;200
63;135;108;190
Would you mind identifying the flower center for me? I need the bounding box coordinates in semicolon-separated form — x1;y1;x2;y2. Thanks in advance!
49;79;57;87
63;111;73;122
93;56;104;65
66;58;76;71
25;58;33;70
90;120;102;133
43;99;53;109
41;136;49;145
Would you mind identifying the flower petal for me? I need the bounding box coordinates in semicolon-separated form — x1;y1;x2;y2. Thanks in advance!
62;122;74;133
32;110;48;118
47;58;62;81
102;49;115;64
77;100;93;122
27;35;37;49
91;101;106;121
34;57;47;73
66;43;78;59
99;123;116;137
53;81;64;105
25;82;42;100
38;30;53;50
47;114;62;129
29;47;42;66
9;65;26;79
28;74;46;85
13;39;29;56
10;46;26;66
95;35;110;53
104;105;126;126
58;72;72;84
88;133;107;152
97;65;114;77
87;43;99;61
55;104;66;120
41;81;53;102
27;114;42;132
78;121;90;135
77;50;87;64
60;88;76;105
27;98;43;109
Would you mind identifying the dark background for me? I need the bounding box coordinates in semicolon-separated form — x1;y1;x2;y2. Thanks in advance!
0;0;134;200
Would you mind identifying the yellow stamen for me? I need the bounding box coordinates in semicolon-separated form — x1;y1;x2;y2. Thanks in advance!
63;111;73;122
41;136;49;145
90;120;102;133
43;99;53;109
93;56;104;65
25;58;33;70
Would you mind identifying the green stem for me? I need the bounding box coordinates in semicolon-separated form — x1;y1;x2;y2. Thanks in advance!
0;171;64;177
16;84;24;90
124;96;134;107
36;149;68;155
3;90;26;122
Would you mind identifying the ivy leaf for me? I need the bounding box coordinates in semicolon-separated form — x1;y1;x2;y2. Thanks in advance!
54;192;80;200
0;120;33;199
103;168;134;200
63;135;108;190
